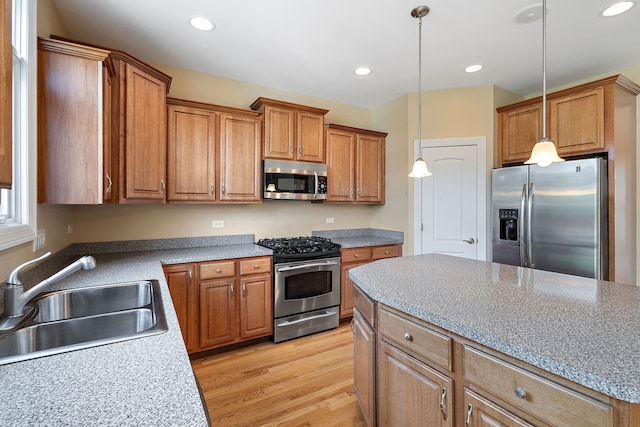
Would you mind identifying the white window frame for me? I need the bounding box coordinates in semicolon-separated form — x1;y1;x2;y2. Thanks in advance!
0;0;36;251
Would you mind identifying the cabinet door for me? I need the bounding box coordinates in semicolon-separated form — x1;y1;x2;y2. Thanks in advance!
297;111;325;163
167;104;216;202
239;273;273;339
163;264;198;353
199;278;237;349
550;86;605;155
499;104;541;165
464;389;535;427
38;40;113;204
340;261;368;319
102;63;115;203
353;309;376;427
123;63;167;201
378;341;453;427
326;128;356;202
219;113;262;203
0;0;11;188
263;105;295;160
356;134;385;203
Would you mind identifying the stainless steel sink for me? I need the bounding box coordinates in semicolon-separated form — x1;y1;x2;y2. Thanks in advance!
0;280;168;365
33;281;153;322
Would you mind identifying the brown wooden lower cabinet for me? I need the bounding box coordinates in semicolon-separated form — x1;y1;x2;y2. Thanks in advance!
163;256;272;354
340;244;401;319
353;308;376;427
377;340;454;427
357;301;633;427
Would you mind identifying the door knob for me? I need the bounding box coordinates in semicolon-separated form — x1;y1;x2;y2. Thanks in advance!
463;238;476;244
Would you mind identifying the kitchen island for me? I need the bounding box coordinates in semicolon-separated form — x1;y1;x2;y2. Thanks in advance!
0;235;272;427
349;253;640;426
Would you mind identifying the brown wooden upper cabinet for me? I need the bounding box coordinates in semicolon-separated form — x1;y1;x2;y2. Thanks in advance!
250;97;328;163
110;50;172;203
38;37;172;204
0;0;11;189
167;98;262;204
38;38;115;204
325;124;387;204
497;75;640;167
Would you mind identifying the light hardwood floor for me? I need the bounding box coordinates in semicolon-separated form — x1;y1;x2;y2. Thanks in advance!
191;323;366;427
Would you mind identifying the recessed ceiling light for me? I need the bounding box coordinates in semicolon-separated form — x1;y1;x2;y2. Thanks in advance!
601;1;635;17
354;67;372;76
189;16;215;31
514;4;546;23
465;64;483;73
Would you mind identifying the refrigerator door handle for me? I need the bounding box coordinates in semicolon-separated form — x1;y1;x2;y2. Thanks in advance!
527;182;534;268
520;184;528;267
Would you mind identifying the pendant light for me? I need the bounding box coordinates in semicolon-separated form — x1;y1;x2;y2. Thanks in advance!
524;0;564;167
408;5;432;178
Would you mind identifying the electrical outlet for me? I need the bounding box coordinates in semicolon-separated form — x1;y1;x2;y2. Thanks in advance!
211;220;225;228
326;217;335;224
67;224;73;235
34;229;46;251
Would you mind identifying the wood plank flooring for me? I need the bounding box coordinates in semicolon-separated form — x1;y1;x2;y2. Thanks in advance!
191;323;366;427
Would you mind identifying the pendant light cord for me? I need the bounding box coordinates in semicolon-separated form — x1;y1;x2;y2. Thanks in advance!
417;15;423;142
541;0;547;139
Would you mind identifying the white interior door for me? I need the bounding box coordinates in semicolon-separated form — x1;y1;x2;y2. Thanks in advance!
413;137;487;260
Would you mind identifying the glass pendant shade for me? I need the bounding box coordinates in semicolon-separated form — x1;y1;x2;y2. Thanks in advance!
525;137;564;167
409;158;432;177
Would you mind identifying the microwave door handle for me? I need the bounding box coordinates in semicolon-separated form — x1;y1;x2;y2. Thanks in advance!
314;171;318;199
276;261;339;272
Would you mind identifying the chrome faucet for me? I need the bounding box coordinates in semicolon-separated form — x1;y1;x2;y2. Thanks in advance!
1;252;97;331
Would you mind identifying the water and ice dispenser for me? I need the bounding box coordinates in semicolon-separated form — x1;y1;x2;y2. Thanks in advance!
498;209;519;241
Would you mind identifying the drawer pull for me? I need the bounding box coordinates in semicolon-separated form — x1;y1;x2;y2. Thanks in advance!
254;264;260;269
215;268;221;273
514;386;527;400
385;250;390;254
439;387;447;418
354;254;359;258
403;332;412;341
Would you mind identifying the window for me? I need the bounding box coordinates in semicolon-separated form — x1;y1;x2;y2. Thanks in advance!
0;0;36;251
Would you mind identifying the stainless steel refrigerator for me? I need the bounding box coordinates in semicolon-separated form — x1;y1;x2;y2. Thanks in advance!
491;157;608;279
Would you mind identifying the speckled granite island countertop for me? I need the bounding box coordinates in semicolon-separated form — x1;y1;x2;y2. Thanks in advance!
0;235;272;427
312;228;404;248
349;253;640;403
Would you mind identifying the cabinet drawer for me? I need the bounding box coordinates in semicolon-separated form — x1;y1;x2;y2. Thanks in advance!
239;256;272;276
464;346;613;427
342;247;372;263
372;244;401;260
199;260;236;280
353;285;375;327
379;308;452;371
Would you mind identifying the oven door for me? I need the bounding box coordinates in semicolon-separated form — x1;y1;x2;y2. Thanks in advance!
273;257;340;319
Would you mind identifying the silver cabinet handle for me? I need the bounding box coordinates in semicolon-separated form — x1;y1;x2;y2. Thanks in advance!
229;283;234;297
188;270;192;285
160;179;166;194
439;387;447;418
221;183;225;195
242;282;246;295
465;404;473;426
105;174;112;194
403;332;412;341
209;183;213;196
462;238;476;244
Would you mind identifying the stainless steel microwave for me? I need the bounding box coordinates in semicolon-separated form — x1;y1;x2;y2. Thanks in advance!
263;160;328;200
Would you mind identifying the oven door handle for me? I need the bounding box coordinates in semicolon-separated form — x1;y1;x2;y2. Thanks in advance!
276;261;339;272
276;311;337;327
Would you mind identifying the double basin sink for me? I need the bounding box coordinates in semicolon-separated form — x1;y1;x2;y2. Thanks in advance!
0;280;168;365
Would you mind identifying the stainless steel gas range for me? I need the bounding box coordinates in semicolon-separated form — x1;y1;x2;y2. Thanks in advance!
256;236;341;343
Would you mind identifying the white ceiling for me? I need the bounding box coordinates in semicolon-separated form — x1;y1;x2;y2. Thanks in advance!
50;0;640;108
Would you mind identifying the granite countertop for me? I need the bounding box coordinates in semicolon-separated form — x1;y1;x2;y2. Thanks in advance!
349;253;640;403
0;235;272;427
312;228;404;249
